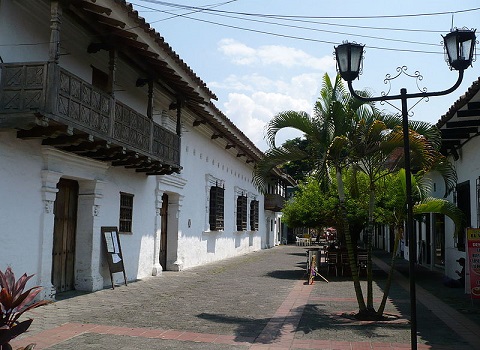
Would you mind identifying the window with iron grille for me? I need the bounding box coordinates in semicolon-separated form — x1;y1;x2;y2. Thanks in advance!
236;194;248;231
119;192;134;233
209;185;224;231
250;200;259;231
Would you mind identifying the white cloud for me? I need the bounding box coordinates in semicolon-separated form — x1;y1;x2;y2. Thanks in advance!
217;39;257;65
224;92;311;150
213;38;338;150
210;72;323;101
217;39;335;71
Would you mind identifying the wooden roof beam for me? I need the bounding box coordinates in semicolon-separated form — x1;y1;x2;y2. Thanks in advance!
61;140;109;153
17;125;72;139
77;1;112;16
458;109;480;118
83;147;126;160
193;120;206;127
83;10;126;28
446;119;480;128
42;133;93;146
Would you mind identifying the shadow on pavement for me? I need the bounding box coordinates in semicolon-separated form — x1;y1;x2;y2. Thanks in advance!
197;313;268;341
266;269;305;280
198;303;409;345
287;252;309;257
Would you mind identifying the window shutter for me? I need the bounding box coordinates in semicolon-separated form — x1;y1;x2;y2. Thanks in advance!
209;186;224;231
237;195;247;231
250;200;259;231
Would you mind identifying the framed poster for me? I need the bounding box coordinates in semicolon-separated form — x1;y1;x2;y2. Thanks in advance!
466;228;480;298
101;227;127;289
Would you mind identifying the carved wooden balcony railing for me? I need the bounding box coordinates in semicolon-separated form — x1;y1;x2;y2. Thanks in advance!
0;62;180;175
264;194;285;212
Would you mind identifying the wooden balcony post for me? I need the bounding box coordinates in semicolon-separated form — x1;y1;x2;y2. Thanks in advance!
46;62;59;115
49;1;62;63
108;50;118;138
147;80;154;119
175;98;182;136
108;50;117;97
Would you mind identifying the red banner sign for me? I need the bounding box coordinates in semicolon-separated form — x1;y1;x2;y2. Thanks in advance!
467;228;480;298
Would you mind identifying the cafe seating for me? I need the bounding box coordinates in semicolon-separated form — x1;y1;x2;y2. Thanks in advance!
296;235;311;246
326;252;338;276
357;252;368;276
340;252;350;276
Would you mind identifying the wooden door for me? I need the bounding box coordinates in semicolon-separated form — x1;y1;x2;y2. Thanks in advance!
159;193;168;269
52;179;78;293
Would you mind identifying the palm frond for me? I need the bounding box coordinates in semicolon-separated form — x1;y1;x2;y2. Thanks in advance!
265;111;314;148
428;154;457;196
253;146;307;192
408;120;442;150
414;197;465;237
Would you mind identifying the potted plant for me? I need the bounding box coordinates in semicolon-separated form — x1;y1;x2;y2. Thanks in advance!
0;267;49;350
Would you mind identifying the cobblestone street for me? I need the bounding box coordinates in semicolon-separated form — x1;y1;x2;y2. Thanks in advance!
12;245;480;349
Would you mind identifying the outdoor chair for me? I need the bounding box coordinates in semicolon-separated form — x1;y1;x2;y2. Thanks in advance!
357;252;368;277
326;252;338;276
340;252;350;276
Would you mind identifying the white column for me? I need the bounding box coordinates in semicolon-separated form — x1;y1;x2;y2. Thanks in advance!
39;170;62;300
152;188;164;276
75;180;105;291
171;195;184;271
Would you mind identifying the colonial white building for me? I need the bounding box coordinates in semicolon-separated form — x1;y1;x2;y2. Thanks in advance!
435;76;480;284
0;0;292;299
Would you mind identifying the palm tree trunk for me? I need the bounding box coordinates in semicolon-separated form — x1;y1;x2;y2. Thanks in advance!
336;168;367;313
377;226;401;316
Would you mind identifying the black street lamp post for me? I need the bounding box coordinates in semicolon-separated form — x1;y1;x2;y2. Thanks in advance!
335;28;476;350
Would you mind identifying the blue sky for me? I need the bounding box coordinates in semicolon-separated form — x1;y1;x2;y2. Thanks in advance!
132;1;480;151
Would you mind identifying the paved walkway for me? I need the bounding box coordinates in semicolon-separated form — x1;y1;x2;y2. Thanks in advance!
11;245;480;349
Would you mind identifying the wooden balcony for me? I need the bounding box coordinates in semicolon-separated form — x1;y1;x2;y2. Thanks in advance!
264;194;285;212
0;62;180;175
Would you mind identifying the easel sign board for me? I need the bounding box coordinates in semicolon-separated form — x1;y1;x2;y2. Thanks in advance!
101;226;127;289
467;228;480;298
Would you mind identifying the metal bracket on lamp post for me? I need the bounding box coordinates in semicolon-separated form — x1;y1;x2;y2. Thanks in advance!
346;68;464;104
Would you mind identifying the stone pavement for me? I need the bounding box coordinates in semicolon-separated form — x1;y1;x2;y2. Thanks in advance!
11;245;480;349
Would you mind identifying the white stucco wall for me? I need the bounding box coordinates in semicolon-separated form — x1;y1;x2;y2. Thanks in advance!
0;0;273;298
444;136;480;282
0;132;159;292
175;123;265;269
0;132;44;276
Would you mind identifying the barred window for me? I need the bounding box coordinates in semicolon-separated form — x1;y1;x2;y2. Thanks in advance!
250;200;259;231
119;192;134;233
236;194;248;231
209;186;224;231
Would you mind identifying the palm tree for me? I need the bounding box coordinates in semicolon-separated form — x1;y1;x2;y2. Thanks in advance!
254;73;376;314
375;168;464;316
348;113;462;316
254;72;463;320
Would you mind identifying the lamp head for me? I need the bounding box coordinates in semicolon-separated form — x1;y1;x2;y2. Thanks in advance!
334;42;364;82
443;28;476;71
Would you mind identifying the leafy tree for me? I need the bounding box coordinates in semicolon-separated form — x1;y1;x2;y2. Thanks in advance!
282;172;369;236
